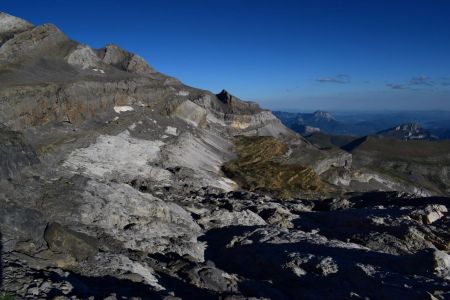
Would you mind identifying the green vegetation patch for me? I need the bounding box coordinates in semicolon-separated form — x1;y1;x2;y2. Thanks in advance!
0;293;15;300
223;136;325;198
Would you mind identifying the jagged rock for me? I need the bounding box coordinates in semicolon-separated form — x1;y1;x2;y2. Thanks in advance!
42;179;205;261
198;209;266;230
257;206;297;228
411;204;448;224
100;44;156;75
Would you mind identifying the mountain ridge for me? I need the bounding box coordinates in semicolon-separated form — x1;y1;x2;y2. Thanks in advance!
1;12;449;299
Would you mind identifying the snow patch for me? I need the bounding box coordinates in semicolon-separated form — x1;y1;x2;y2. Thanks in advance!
114;106;134;113
92;68;105;74
176;90;190;96
165;126;178;136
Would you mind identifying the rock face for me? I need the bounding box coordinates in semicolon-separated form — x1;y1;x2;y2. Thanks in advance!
0;12;449;300
0;123;39;179
99;44;157;75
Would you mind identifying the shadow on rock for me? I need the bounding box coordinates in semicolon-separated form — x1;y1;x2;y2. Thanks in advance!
44;270;165;299
200;225;450;299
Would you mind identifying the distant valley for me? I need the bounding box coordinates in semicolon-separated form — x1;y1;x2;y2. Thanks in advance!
274;110;450;196
273;110;450;139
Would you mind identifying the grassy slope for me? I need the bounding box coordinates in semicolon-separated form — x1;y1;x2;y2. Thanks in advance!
345;136;450;194
222;136;326;198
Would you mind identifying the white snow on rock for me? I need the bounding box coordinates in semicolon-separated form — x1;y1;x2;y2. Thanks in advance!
63;131;171;183
114;106;134;113
176;90;190;96
165;126;178;136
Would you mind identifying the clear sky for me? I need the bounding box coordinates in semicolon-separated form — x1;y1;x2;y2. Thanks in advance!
2;0;450;111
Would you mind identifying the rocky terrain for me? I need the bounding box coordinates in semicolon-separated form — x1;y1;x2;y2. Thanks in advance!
0;12;449;300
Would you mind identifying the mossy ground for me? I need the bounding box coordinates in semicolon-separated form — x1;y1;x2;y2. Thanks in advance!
223;136;325;198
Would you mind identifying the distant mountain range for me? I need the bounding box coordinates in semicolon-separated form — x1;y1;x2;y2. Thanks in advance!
273;110;450;139
376;123;438;141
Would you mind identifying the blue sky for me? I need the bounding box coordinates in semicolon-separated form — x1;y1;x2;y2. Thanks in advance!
2;0;450;111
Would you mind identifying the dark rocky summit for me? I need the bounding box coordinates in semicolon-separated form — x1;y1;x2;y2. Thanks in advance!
0;13;449;299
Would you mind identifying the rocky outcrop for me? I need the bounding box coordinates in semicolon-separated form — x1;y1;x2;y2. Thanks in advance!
0;23;70;64
99;44;156;75
66;44;101;69
0;12;34;44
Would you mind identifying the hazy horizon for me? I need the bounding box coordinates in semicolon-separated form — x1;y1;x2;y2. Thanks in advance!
2;0;450;111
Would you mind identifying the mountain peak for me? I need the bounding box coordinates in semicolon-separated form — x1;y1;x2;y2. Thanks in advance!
312;110;336;121
0;12;34;43
0;12;33;32
376;122;437;140
393;122;422;131
216;89;233;104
